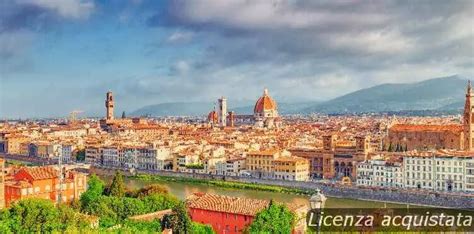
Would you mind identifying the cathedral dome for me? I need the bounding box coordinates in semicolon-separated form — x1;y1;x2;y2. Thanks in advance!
254;88;278;114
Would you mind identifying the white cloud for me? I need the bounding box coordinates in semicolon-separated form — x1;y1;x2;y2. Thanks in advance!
16;0;95;19
166;31;193;44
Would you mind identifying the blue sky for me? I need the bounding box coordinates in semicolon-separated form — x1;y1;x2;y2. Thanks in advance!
1;0;473;118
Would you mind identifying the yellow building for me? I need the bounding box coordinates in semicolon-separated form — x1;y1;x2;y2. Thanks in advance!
273;156;310;181
246;150;280;178
5;135;29;154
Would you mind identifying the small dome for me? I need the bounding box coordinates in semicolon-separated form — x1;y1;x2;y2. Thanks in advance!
254;88;278;114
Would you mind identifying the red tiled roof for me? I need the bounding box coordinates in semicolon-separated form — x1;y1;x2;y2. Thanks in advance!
186;193;270;216
254;89;277;113
21;167;58;180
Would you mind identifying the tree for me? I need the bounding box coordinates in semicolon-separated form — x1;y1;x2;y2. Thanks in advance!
160;202;191;233
108;170;126;197
80;174;105;210
191;222;214;234
122;111;126;119
247;202;295;234
387;142;393;152
8;199;61;233
132;184;169;198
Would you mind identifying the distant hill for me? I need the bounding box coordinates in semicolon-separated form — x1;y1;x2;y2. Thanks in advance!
303;76;468;114
131;102;213;116
132;76;469;116
131;101;317;117
438;101;464;111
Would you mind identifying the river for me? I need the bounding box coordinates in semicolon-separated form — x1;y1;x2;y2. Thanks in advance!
121;177;410;209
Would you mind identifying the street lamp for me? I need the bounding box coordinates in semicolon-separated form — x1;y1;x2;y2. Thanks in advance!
309;189;326;233
310;188;327;210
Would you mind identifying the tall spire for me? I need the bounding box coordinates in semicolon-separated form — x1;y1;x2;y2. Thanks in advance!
468;80;472;95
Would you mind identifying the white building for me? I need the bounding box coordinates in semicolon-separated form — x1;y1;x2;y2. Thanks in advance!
102;147;120;167
60;144;74;163
404;153;474;192
136;147;172;171
357;159;403;188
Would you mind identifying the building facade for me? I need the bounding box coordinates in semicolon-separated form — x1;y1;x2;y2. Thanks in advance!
388;81;473;151
4;166;87;207
403;153;474;192
356;159;403;188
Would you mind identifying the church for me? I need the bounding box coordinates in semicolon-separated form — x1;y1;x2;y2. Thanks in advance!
208;88;281;129
387;81;474;151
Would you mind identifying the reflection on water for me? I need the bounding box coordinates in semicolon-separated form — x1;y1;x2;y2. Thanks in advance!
122;177;407;209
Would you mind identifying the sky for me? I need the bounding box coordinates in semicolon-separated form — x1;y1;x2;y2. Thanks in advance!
0;0;473;118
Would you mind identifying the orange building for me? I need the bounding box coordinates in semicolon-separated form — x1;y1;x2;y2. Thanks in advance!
4;166;87;207
387;124;463;151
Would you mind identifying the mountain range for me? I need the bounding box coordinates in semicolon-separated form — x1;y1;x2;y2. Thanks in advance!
131;75;468;116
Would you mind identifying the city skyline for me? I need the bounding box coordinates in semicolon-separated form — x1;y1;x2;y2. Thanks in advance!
1;0;473;118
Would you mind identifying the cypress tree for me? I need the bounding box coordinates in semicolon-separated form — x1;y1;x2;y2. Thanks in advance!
108;170;125;197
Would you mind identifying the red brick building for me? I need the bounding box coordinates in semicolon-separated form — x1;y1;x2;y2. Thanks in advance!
4;166;87;207
186;193;307;234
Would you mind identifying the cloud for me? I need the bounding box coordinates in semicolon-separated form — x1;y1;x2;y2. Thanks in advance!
166;31;193;44
0;0;95;71
147;0;473;88
17;0;95;19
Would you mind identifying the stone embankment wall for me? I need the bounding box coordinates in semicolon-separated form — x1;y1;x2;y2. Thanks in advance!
90;166;474;210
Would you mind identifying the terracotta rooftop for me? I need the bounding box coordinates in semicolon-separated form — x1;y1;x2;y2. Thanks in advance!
21;166;58;180
274;156;308;163
254;88;278;114
186;193;270;216
247;149;279;156
390;124;463;133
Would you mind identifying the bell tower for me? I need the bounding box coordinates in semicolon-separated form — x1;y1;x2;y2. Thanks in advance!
217;96;227;127
464;81;473;151
105;91;114;121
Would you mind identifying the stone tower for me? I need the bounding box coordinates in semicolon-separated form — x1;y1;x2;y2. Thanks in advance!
323;135;336;151
105;91;114;121
355;136;371;153
217;96;227;127
464;81;474;151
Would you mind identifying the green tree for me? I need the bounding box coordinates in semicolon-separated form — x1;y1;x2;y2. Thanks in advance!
8;199;61;233
108;170;126;197
160;202;191;233
80;174;105;210
122;111;126;119
132;184;169;198
387;142;393;152
247;202;295;234
141;194;179;213
191;222;214;234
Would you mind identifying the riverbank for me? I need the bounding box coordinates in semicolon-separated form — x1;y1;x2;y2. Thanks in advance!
132;174;312;195
90;166;474;210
